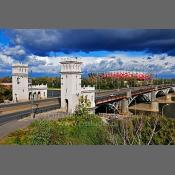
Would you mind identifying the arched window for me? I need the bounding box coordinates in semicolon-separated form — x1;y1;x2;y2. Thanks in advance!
17;77;20;84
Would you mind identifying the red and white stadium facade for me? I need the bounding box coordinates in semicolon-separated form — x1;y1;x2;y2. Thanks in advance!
100;71;152;81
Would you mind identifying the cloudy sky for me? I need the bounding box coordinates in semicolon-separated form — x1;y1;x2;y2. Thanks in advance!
0;29;175;78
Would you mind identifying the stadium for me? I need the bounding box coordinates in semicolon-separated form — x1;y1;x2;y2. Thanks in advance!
100;71;152;81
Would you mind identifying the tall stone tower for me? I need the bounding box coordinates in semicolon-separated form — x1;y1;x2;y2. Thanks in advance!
60;58;82;113
12;63;29;102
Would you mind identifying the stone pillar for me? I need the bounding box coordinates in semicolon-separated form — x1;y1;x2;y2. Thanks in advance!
165;94;171;101
151;91;156;101
121;99;129;114
126;89;131;98
151;101;159;112
118;100;122;112
155;86;158;91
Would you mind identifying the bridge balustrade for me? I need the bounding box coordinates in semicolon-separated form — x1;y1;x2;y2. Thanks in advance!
95;84;175;105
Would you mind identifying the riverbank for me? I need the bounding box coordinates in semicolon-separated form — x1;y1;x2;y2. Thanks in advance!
1;114;175;145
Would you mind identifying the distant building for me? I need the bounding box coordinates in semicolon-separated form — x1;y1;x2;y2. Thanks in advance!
60;58;95;114
12;63;47;102
100;71;152;81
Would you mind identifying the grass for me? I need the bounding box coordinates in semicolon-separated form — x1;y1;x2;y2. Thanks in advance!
48;88;60;90
1;114;175;145
0;115;110;145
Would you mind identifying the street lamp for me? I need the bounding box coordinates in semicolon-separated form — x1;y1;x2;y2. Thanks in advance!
117;73;119;92
52;82;55;97
162;104;169;117
30;69;34;118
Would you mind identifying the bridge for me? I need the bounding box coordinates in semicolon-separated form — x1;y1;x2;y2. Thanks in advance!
95;84;175;114
0;84;175;124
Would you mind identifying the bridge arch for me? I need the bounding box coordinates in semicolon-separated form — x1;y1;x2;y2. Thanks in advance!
155;90;166;98
167;87;175;94
128;94;151;106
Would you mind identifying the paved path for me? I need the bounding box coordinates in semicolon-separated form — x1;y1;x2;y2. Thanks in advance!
0;109;67;139
0;98;59;116
0;118;33;139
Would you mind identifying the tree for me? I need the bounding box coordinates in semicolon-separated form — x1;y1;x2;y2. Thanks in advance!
74;95;91;116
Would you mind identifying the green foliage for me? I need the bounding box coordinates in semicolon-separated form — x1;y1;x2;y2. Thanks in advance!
1;116;109;145
82;74;175;90
0;85;12;103
13;75;175;92
82;76;147;90
1;114;175;145
153;78;175;85
74;95;91;116
32;77;61;88
110;115;175;145
0;77;11;83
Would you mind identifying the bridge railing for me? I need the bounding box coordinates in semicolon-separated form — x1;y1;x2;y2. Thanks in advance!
95;84;175;105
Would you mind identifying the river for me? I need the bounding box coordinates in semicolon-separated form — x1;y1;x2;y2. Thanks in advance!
47;89;60;98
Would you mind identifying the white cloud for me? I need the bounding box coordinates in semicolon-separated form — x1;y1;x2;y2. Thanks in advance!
82;53;175;75
0;54;14;64
22;53;175;76
3;45;25;56
1;48;175;77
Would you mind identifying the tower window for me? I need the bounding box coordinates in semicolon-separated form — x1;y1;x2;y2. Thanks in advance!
17;77;20;84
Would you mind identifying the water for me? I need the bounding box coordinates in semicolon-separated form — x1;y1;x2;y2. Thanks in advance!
96;99;175;119
159;103;175;118
47;90;60;98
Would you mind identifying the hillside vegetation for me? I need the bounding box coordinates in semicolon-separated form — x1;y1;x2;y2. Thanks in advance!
0;85;12;103
1;114;175;145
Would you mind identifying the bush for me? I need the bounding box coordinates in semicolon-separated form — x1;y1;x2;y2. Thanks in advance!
4;115;109;145
1;114;175;145
110;115;175;145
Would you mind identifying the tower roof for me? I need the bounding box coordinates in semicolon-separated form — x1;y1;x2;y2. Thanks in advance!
60;57;82;64
12;63;28;68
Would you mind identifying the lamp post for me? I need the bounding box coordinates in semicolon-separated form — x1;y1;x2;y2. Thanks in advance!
52;82;55;97
117;73;119;92
96;72;98;90
162;104;169;117
134;98;136;115
30;69;34;118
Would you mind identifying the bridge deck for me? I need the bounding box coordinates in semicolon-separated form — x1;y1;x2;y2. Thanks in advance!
95;84;174;105
0;98;61;124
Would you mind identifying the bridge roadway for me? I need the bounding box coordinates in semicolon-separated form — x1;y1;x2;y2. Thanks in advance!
95;84;174;105
0;97;60;125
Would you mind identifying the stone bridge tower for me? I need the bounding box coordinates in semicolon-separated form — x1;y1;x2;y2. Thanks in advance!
12;63;29;102
60;58;82;113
